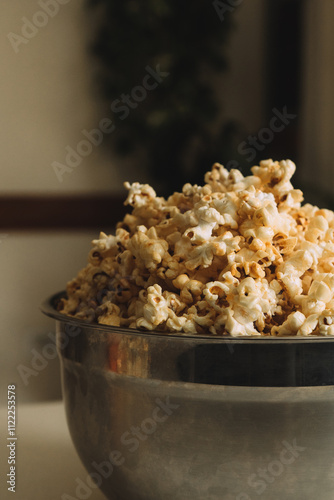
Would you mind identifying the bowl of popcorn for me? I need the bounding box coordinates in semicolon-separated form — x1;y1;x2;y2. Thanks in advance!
42;160;334;500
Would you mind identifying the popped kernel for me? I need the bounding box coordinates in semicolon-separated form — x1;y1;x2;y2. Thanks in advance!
59;159;334;337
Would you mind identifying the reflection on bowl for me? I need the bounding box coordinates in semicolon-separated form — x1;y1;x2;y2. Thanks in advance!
42;292;334;500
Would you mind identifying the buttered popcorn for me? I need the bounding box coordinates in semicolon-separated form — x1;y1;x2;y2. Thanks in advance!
59;159;334;336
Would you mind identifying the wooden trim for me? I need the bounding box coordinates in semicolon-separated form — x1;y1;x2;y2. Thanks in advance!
0;195;128;229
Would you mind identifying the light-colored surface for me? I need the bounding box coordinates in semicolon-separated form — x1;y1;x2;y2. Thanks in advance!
0;400;106;500
0;230;100;403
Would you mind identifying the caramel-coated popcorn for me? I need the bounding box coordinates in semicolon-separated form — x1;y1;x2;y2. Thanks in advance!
59;159;334;336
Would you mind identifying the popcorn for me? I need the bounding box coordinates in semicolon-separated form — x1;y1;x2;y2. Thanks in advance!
59;159;334;337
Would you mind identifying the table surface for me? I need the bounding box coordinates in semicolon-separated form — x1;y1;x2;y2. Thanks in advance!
0;400;106;500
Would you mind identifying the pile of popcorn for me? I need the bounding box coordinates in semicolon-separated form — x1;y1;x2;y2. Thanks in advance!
59;159;334;336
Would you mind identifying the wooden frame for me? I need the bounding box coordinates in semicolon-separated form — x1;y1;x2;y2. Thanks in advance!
0;195;127;230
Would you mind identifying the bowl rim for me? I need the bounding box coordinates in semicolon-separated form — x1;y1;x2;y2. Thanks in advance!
41;291;334;344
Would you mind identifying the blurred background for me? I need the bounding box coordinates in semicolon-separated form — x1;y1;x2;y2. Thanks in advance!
0;0;333;403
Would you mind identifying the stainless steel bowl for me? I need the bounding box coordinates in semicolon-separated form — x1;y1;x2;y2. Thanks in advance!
42;292;334;500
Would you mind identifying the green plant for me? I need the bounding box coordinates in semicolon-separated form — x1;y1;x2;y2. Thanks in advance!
87;0;235;192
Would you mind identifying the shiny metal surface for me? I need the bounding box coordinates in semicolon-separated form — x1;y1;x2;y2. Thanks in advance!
42;293;334;500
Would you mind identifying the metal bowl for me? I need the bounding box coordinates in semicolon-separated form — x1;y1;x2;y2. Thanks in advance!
42;292;334;500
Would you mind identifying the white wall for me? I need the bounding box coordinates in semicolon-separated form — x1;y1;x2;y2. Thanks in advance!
0;230;99;402
0;0;137;195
